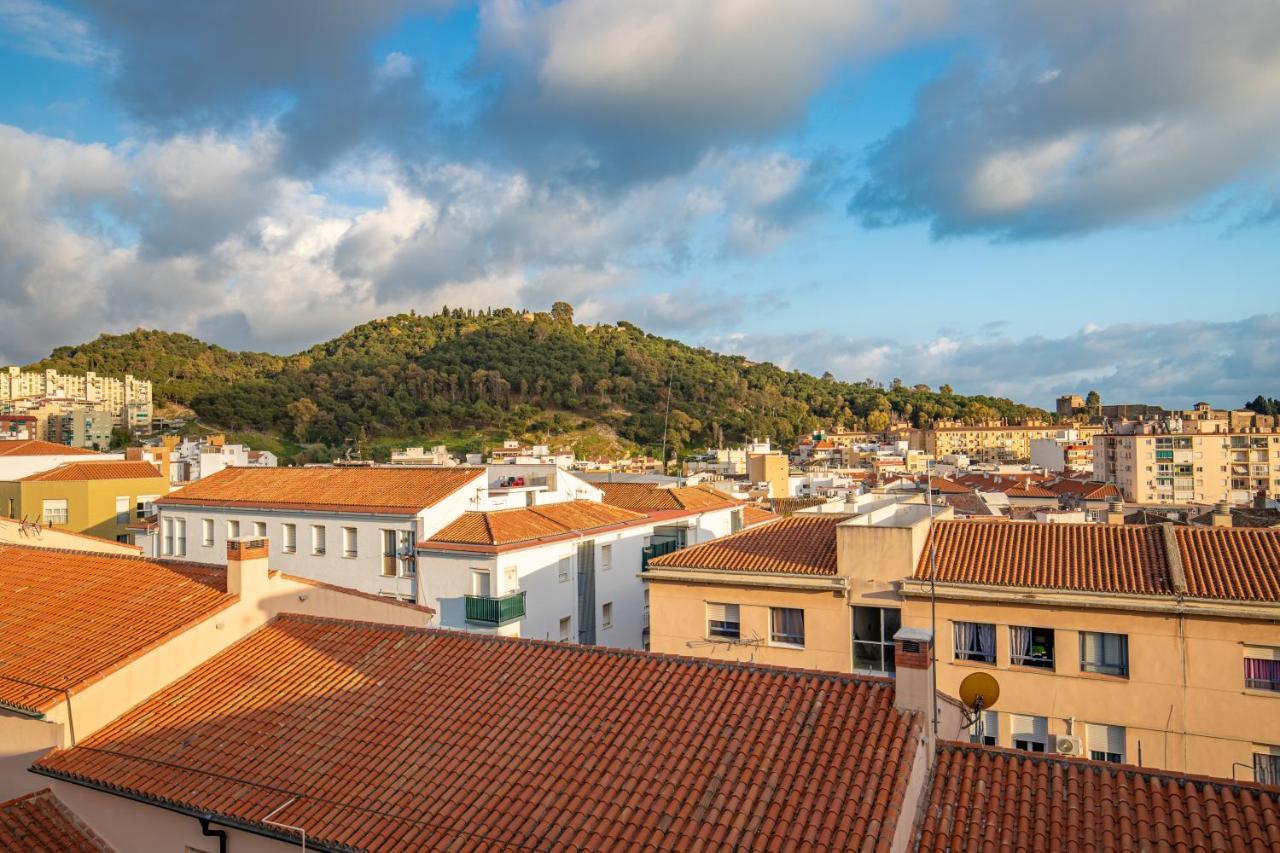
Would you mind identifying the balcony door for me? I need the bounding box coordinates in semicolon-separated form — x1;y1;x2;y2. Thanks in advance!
576;540;596;645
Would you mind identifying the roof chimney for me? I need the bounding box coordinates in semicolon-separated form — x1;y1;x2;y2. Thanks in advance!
892;627;937;743
227;536;270;600
1212;501;1232;528
1106;499;1125;526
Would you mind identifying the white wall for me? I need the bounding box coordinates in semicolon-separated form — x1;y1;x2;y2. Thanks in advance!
0;451;124;481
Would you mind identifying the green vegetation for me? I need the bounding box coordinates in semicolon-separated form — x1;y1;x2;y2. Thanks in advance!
32;306;1047;461
1245;395;1279;417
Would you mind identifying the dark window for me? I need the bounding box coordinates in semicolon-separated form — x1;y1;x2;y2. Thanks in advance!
1010;626;1055;669
1255;752;1280;786
1244;651;1280;692
770;608;805;647
853;606;901;675
1080;632;1129;677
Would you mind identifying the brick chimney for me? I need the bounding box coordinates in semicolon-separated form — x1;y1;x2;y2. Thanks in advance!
1212;501;1232;528
227;536;270;600
893;626;937;741
1106;499;1125;525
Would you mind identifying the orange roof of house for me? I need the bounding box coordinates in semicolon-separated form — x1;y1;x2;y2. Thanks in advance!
0;789;112;852
1047;479;1122;500
1176;527;1280;602
917;520;1174;596
424;500;647;548
917;743;1280;852
922;476;973;495
742;505;779;526
0;545;234;714
0;439;99;457
597;481;739;512
20;460;163;482
157;466;485;515
648;513;849;575
35;615;920;852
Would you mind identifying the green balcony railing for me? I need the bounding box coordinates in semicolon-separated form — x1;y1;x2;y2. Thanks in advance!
642;538;681;569
465;591;526;626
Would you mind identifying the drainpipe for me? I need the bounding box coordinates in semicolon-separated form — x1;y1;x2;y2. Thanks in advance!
199;816;227;853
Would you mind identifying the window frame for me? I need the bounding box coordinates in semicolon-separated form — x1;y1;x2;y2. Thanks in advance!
602;601;613;629
706;602;741;641
1079;631;1129;678
769;607;805;648
341;526;357;559
311;524;326;556
852;605;901;675
953;620;997;664
201;518;214;547
1244;646;1280;693
282;523;297;554
41;498;68;526
1009;625;1055;670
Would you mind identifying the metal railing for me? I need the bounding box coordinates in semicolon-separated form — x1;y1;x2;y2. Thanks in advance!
641;538;680;569
465;591;526;626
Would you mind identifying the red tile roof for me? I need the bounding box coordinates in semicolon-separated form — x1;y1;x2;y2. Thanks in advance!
597;482;738;512
20;460;163;482
917;743;1280;852
648;513;849;575
0;789;112;851
0;545;234;714
36;615;920;852
157;466;485;515
1046;479;1122;501
0;439;99;457
1176;527;1280;603
424;500;646;548
742;504;779;527
917;520;1174;596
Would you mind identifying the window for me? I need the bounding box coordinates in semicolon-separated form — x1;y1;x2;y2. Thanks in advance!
970;711;998;746
953;621;996;664
282;523;296;554
227;520;240;539
707;603;741;640
559;616;571;642
1085;723;1125;763
381;529;398;577
853;606;901;675
601;543;612;571
1010;714;1048;752
1010;626;1055;669
252;521;266;537
1255;745;1280;786
174;518;186;556
558;556;571;582
770;607;805;647
115;496;130;526
202;518;214;547
162;518;174;556
1244;646;1280;692
1080;632;1129;677
731;508;743;533
41;499;67;526
136;495;159;517
342;527;357;558
471;569;491;597
397;530;416;576
602;602;613;629
311;524;326;555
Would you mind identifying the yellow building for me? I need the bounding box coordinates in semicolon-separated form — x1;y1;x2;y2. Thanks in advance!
909;423;1062;463
1095;430;1280;505
644;509;1280;782
1;460;168;542
746;451;789;499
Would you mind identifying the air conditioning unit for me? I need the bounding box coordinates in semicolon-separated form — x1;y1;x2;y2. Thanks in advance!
1053;735;1083;756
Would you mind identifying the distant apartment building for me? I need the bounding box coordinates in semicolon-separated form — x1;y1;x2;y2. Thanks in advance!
0;415;36;440
487;439;575;467
746;449;789;498
0;367;152;432
909;423;1057;463
48;406;115;450
1095;428;1280;505
644;506;1280;782
389;444;458;465
1030;435;1095;474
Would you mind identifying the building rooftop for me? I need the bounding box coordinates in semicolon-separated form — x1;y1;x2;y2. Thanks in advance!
742;504;779;527
0;517;140;553
0;789;112;852
597;482;739;513
0;439;102;457
35;615;919;852
917;520;1280;603
917;742;1280;852
1045;479;1122;501
20;460;162;482
156;466;485;515
422;500;647;550
0;545;234;714
647;513;850;575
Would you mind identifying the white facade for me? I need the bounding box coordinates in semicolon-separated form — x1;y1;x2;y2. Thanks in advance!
0;450;124;481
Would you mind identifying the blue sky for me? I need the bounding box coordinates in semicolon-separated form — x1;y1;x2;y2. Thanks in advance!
0;0;1276;408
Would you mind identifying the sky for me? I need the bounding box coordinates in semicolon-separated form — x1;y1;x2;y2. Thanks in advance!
0;0;1277;409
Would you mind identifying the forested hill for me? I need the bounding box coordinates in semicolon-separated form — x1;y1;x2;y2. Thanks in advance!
32;305;1046;458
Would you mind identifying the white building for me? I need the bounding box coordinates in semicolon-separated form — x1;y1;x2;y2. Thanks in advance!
389;445;458;466
168;438;271;484
0;439;123;481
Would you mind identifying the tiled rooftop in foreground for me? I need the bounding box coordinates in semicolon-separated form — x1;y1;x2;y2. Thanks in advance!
646;512;851;575
0;789;112;852
35;614;919;852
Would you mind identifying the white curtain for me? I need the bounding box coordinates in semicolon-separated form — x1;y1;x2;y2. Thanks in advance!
1010;626;1032;661
954;622;995;660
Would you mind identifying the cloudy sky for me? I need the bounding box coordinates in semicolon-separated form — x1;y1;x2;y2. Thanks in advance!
1;0;1277;408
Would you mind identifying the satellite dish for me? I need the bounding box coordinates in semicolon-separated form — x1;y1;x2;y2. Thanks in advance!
958;671;1000;712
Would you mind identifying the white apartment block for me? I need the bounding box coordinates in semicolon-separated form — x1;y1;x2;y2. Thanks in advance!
1;367;152;429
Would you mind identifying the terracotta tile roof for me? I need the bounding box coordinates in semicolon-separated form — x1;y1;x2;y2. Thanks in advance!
648;513;849;575
1190;508;1280;529
941;493;999;517
0;439;99;457
916;520;1174;595
597;481;738;513
917;743;1280;852
1176;527;1280;602
0;545;234;714
954;473;1055;498
20;460;163;482
0;789;112;852
766;496;832;516
425;500;647;547
1047;479;1122;500
742;504;779;526
157;466;485;515
924;476;973;495
36;615;920;852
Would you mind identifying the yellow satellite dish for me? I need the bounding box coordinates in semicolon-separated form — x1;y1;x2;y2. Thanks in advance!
958;671;1000;712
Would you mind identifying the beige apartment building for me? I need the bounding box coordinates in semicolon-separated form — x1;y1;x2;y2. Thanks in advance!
644;508;1280;782
909;424;1096;463
1095;430;1280;505
0;367;153;432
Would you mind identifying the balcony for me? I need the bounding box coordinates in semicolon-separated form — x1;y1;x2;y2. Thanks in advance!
642;538;681;569
465;591;525;626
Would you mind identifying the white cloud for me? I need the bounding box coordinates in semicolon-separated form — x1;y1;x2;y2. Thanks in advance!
0;0;113;66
